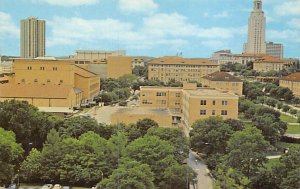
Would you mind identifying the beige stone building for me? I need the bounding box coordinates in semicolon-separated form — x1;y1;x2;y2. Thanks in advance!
280;72;300;97
107;56;133;79
148;56;219;83
253;56;291;72
136;83;239;127
21;17;45;58
201;72;243;96
0;58;100;109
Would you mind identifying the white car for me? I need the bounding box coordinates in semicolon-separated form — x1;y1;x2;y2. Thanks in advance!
41;184;53;189
53;184;61;189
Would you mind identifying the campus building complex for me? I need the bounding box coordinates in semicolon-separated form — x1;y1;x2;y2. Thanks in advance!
116;83;239;127
148;56;219;83
266;42;284;59
253;56;291;72
201;72;243;96
0;58;100;110
20;17;46;58
280;72;300;97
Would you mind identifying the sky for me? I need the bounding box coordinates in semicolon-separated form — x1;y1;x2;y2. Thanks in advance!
0;0;299;58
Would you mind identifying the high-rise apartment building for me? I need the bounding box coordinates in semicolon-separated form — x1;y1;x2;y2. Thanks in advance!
266;42;284;59
20;17;46;58
244;0;266;54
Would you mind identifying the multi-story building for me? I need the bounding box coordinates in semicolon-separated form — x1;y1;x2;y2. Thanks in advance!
138;83;238;127
266;42;284;59
0;58;100;109
280;72;300;97
148;56;219;83
107;56;133;79
244;0;266;54
72;50;126;62
20;17;45;58
201;72;243;96
253;56;291;72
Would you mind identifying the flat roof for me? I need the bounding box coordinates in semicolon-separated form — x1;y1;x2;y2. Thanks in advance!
148;56;218;66
183;88;238;98
140;86;182;92
114;107;172;116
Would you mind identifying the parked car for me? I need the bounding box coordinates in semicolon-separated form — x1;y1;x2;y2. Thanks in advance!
8;184;19;189
41;184;53;189
62;186;71;189
53;184;61;189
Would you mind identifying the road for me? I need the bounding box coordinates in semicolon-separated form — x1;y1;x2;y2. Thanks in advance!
188;151;213;189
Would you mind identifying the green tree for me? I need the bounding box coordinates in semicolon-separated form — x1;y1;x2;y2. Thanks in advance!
190;117;242;156
132;65;147;78
0;128;24;185
20;148;42;183
163;164;197;189
99;159;155;189
146;127;190;163
282;105;290;112
136;118;159;136
224;127;270;178
124;135;176;185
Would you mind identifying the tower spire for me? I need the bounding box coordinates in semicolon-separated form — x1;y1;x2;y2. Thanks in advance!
254;0;262;11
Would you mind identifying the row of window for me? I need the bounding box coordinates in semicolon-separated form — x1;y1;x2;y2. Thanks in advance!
200;110;228;116
150;64;218;68
27;66;58;71
156;92;167;96
200;100;228;106
21;79;63;83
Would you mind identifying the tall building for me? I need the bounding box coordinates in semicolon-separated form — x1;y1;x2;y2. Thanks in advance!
244;0;266;54
20;17;46;58
266;42;284;59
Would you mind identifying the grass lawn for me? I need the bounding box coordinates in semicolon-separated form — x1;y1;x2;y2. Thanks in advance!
280;114;297;123
286;124;300;134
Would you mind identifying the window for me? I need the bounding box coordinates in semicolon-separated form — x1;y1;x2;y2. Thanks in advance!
60;80;63;83
27;66;32;70
47;79;51;83
34;79;38;83
156;92;166;96
21;79;25;83
221;110;228;116
53;67;58;71
212;110;216;115
175;101;180;105
212;100;216;105
175;93;181;97
200;100;207;105
200;110;206;115
40;67;45;70
222;101;228;106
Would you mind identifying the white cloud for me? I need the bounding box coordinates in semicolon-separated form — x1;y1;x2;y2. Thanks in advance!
47;13;246;51
268;29;300;43
274;0;300;16
288;18;300;29
0;12;19;39
32;0;99;6
119;0;158;14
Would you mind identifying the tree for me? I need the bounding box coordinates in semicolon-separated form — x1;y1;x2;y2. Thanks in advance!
124;135;176;186
136;118;158;136
20;148;42;183
282;105;290;112
59;116;104;138
0;128;24;185
224;127;270;178
146;127;190;163
99;159;155;189
132;65;147;78
163;164;197;189
190;117;242;156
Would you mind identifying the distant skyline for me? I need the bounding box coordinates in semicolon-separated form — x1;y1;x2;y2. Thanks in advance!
0;0;299;58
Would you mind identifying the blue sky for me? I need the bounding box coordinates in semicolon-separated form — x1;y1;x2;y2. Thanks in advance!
0;0;299;58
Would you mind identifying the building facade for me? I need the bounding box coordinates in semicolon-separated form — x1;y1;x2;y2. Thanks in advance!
72;50;126;63
20;17;46;58
266;42;284;59
148;56;219;83
0;58;100;109
139;83;239;127
201;72;243;96
107;56;133;79
280;72;300;97
253;56;291;72
244;0;266;54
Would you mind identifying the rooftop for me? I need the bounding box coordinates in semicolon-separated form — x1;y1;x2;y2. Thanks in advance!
280;72;300;82
183;88;238;98
202;71;242;82
148;56;218;66
74;65;98;78
254;56;286;63
114;107;171;116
